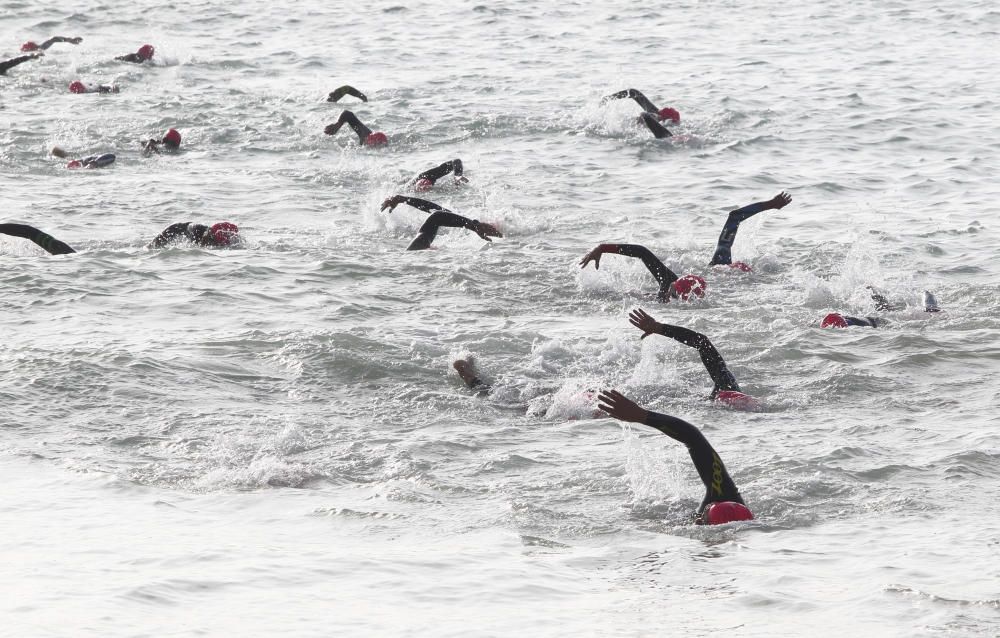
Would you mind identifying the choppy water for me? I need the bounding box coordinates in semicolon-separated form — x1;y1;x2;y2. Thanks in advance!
2;1;1000;635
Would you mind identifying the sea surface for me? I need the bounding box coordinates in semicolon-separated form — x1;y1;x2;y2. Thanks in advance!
2;1;999;635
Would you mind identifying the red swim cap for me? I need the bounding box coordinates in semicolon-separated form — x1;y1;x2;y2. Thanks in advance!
705;501;754;525
210;222;239;246
658;107;681;124
137;44;155;61
821;313;848;328
365;131;388;146
729;261;752;273
162;128;182;147
69;81;87;94
66;160;83;169
415;178;433;192
21;41;39;52
715;391;761;412
673;275;706;300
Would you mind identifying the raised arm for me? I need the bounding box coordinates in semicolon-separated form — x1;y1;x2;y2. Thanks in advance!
709;191;792;266
147;222;195;248
381;195;450;215
580;243;678;295
597;390;745;514
0;53;42;75
0;223;75;255
323;110;372;144
602;88;659;113
327;85;368;103
638;112;671;138
415;159;466;185
629;309;739;396
39;36;82;50
406;212;501;251
867;286;903;312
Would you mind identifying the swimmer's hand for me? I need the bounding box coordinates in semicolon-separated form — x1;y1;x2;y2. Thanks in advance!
50;146;68;158
381;195;405;213
597;390;649;424
67;37;83;45
579;244;611;269
472;221;502;242
768;191;792;210
628;308;662;339
455;175;469;184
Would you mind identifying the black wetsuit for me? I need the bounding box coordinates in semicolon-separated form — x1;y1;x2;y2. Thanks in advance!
841;315;882;328
325;110;372;144
608;244;679;300
0;54;39;75
643;411;745;514
115;52;146;63
653;325;740;399
603;89;672;138
148;223;221;248
327;85;367;103
390;196;489;251
0;223;75;255
416;159;464;185
34;36;81;50
708;201;772;266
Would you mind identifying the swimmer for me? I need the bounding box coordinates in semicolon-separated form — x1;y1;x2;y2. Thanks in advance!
821;287;941;328
602;88;681;139
324;110;387;146
51;147;116;169
412;159;467;192
579;243;706;302
381;195;502;250
0;53;43;75
116;44;155;64
709;192;793;271
327;85;368;103
143;128;182;154
0;223;75;255
453;357;492;394
147;222;241;249
20;36;82;51
629;308;759;410
597;389;753;525
68;80;119;94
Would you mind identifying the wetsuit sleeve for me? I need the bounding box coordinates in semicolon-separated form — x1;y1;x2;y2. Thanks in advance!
643;411;745;512
416;159;463;184
604;88;658;113
657;325;740;396
337;110;373;144
115;52;144;63
869;289;902;312
148;222;197;248
397;197;450;215
611;244;679;292
639;112;672;139
0;223;75;255
327;85;368;102
844;315;881;328
406;211;477;251
0;55;38;75
708;201;773;266
39;36;80;50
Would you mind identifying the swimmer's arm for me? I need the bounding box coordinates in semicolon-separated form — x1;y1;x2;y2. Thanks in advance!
327;85;368;103
867;286;902;312
581;243;678;288
382;195;449;215
0;223;75;255
416;159;466;184
39;36;82;50
602;88;658;113
598;390;698;445
708;192;792;266
0;54;42;74
639;112;672;139
147;222;192;248
115;52;143;63
406;212;501;251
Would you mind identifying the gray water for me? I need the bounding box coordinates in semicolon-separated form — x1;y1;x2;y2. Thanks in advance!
2;1;999;635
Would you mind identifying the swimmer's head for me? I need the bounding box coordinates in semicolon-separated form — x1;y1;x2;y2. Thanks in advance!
69;81;87;94
669;275;706;301
657;107;681;124
702;501;754;525
728;261;752;273
415;178;433;192
66;160;83;169
137;44;155;61
365;131;388;146
162;128;182;149
21;41;39;52
820;313;848;328
209;222;240;246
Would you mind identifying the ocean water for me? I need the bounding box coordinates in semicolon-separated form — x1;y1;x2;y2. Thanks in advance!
2;0;999;635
